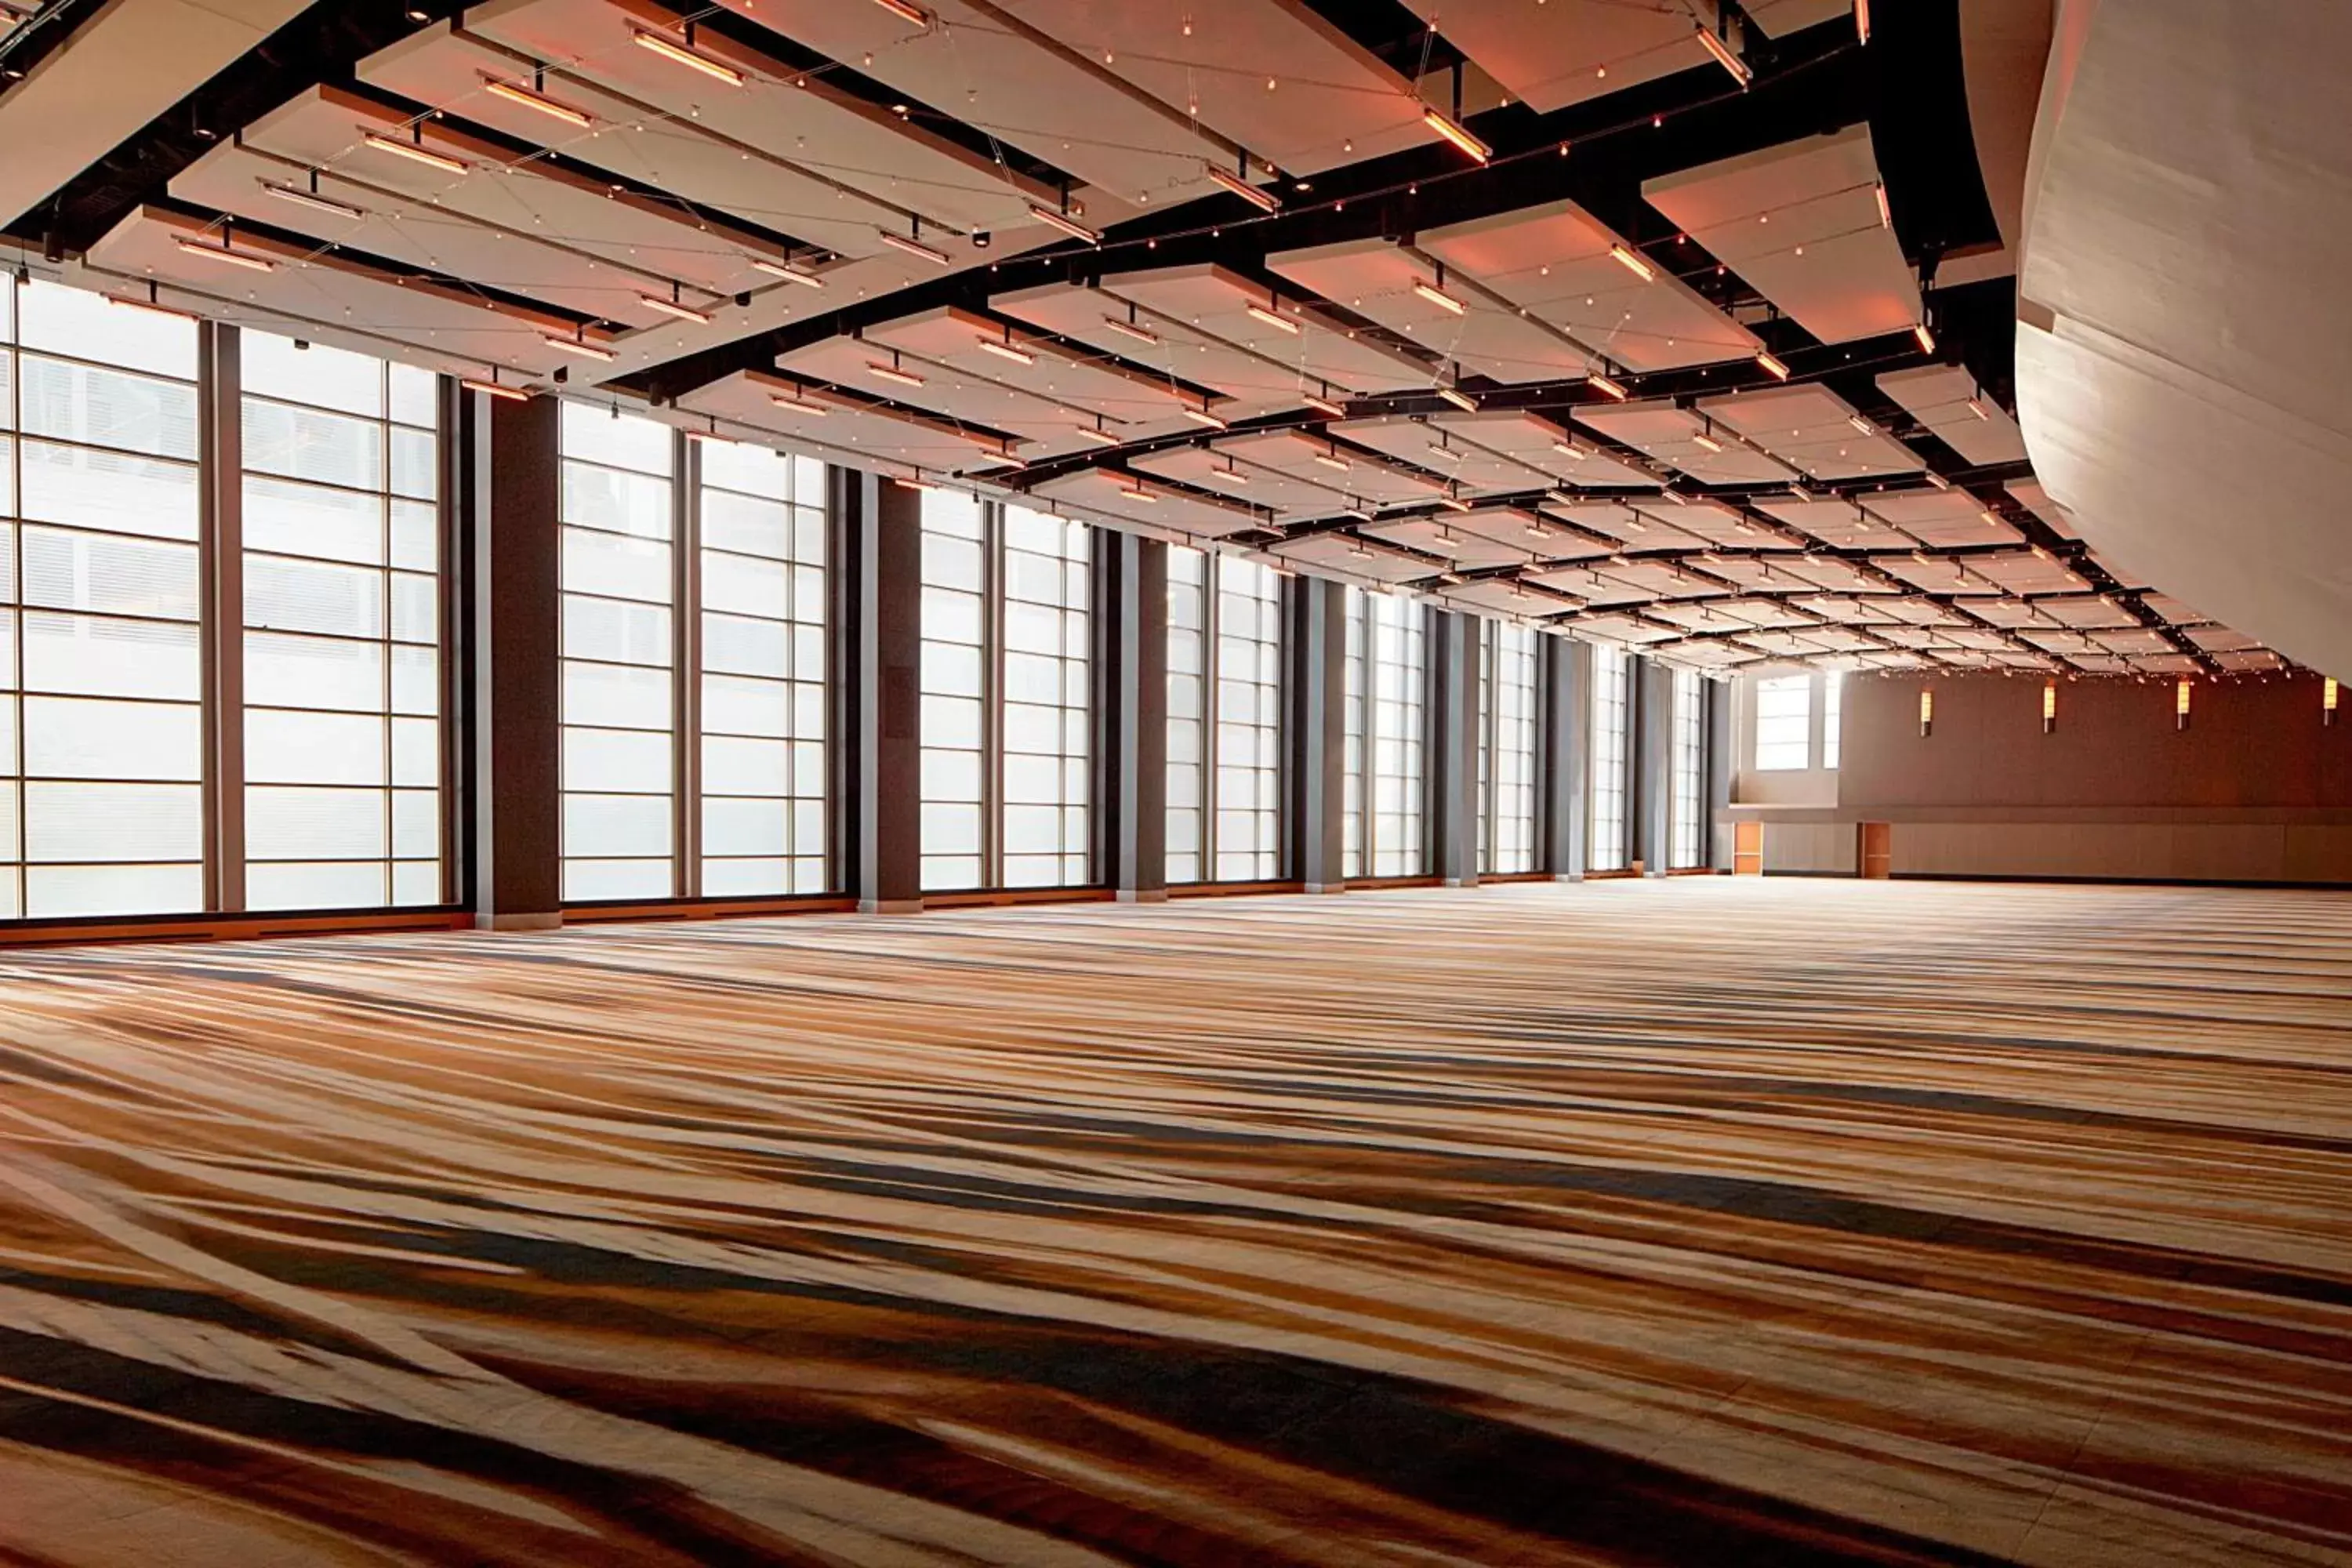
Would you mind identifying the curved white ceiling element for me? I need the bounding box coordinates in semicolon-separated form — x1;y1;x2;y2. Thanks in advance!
2014;0;2352;679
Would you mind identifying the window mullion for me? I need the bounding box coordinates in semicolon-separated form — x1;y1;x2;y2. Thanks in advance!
201;321;245;913
673;430;699;898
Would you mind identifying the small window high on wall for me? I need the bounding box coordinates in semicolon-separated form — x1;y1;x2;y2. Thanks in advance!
1167;548;1282;884
919;492;1092;892
1753;673;1812;771
1823;668;1844;771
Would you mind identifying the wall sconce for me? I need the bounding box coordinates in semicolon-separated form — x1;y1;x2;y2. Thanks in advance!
2042;681;2056;734
2176;677;2192;731
1918;688;1934;737
2328;676;2340;727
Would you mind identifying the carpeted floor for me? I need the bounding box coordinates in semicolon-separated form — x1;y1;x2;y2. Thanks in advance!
1;879;2349;1566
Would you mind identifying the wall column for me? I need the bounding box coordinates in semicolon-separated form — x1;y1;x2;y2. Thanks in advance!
1544;636;1588;878
1287;576;1345;891
1098;531;1167;900
1706;677;1733;870
1431;608;1479;886
1633;655;1675;876
834;467;923;913
463;389;563;930
198;322;245;913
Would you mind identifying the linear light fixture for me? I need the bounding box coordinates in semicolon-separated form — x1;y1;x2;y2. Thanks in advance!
1301;387;1346;418
1312;448;1351;473
870;0;931;25
965;448;1022;470
1695;26;1752;86
1544;488;1579;508
2043;681;2057;733
362;131;467;175
751;258;825;289
484;74;592;128
1588;370;1628;401
1967;395;1991;420
1875;183;1893;229
1754;349;1790;380
1912;321;1936;354
1848;413;1875;435
175;236;275;272
1244;301;1300;335
462;377;529;402
1207;463;1250;487
1413;278;1465;315
866;357;925;389
1437;383;1477;413
543;334;615;361
1207;163;1280;212
1118;482;1159;503
975;333;1035;365
1181;404;1229;430
1608;243;1654;282
768;389;829;416
2325;676;2339;725
1073;424;1120;447
1918;689;1934;736
1923;470;1951;491
1551;441;1584;461
1102;314;1159;347
1854;0;1871;45
1436;492;1472;514
894;474;936;492
1028;202;1102;245
684;426;736;446
1690;429;1722;454
1421;108;1490;163
880;228;949;265
632;27;743;85
2176;678;2193;729
260;180;365;221
639;292;713;325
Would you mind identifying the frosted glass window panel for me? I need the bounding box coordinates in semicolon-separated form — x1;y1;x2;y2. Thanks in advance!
390;500;437;572
559;402;673;475
924;534;984;593
23;613;199;701
242;334;383;416
563;529;671;603
703;612;790;678
20;526;198;619
564;792;673;859
389;572;436;645
25;696;200;780
920;747;981;804
19;280;195;379
1823;670;1843;771
922;855;982;891
391;789;440;859
246;861;390;913
389;427;436;501
563;594;671;668
20;442;198;539
243;475;383;564
24;782;201;862
245;786;390;862
390;717;436;787
390;645;437;717
699;552;790;618
704;735;789;796
245;554;385;637
700;490;790;559
703;857;788;896
702;797;787;855
702;673;790;738
562;462;672;539
566;727;673;794
26;863;203;919
698;440;795;497
1752;674;1811;771
390;858;442;906
922;585;983;646
247;709;387;786
923;801;983;855
922;693;983;750
21;358;198;460
241;400;383;491
389;362;438;428
564;858;673;902
244;632;386;714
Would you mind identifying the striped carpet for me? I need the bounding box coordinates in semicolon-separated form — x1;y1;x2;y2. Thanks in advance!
1;879;2349;1566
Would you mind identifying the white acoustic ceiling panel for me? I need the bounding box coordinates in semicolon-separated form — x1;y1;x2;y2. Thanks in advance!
1105;264;1428;395
2185;623;2263;652
677;370;1019;474
84;205;587;383
1437;578;1577;618
1397;0;1724;112
1419;199;1760;373
1330;416;1553;496
1643;125;1922;345
988;0;1435;175
1699;383;1922;481
1752;496;1900;548
1033;467;1265;539
1571;401;1798;485
356;22;895;262
1266;238;1590;386
1426;409;1658;490
992;281;1331;413
1875;364;2030;465
1128;445;1344;514
1863;489;2024;547
467;0;1051;234
2038;596;2138;630
863;307;1214;427
2140;592;2214;626
1967;550;2092;597
776;332;1078;446
1363;516;1528;572
705;0;1227;212
1270;534;1437;586
2005;478;2079;539
1218;429;1443;507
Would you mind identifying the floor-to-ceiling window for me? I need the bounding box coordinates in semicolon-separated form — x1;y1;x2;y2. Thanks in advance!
1588;644;1629;871
239;332;441;911
1167;548;1281;884
2;281;205;918
1670;665;1704;870
921;493;1091;892
1482;620;1538;875
1342;589;1367;878
559;402;677;901
1345;587;1427;879
697;442;827;895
